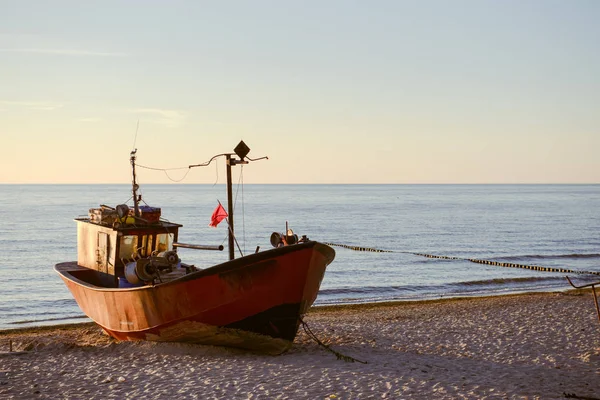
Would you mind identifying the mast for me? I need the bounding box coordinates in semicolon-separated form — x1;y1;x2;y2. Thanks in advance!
130;149;140;217
225;154;235;261
225;153;249;261
188;141;267;261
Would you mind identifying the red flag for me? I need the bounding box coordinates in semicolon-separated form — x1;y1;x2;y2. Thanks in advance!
209;203;228;227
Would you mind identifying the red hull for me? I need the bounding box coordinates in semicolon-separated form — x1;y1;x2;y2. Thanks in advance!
55;241;334;353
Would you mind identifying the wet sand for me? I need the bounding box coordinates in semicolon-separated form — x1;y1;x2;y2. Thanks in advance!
1;291;599;399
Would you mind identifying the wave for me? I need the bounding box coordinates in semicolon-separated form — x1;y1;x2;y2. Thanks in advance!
316;278;574;306
315;285;568;306
456;276;564;287
7;315;88;325
318;275;570;298
319;285;432;296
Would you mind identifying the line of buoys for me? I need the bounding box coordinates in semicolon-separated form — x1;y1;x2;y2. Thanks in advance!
323;242;394;253
413;253;462;260
324;242;600;276
464;258;599;275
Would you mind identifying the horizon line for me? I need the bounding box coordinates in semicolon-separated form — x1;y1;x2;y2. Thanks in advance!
1;182;598;185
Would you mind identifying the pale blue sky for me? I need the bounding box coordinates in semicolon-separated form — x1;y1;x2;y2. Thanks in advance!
1;0;599;183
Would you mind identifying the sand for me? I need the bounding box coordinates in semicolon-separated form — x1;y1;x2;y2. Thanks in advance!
1;291;599;399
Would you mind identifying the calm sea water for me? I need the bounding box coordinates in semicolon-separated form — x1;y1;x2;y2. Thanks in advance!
1;184;599;330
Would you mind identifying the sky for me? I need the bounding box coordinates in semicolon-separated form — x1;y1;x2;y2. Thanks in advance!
1;0;599;184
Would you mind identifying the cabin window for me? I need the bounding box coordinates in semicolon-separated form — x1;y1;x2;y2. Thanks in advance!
156;233;174;253
140;235;153;257
119;235;139;260
118;233;174;261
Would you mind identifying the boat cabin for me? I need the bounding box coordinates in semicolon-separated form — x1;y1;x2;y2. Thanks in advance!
75;208;182;285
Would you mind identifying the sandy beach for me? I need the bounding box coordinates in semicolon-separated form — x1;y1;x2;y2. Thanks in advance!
1;291;599;399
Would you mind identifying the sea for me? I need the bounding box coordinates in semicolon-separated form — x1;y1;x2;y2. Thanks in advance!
1;184;599;331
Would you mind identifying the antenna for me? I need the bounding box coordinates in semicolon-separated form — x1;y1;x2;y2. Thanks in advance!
130;149;140;217
132;120;140;151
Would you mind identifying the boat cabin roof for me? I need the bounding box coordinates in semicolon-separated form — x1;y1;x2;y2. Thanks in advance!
75;217;182;233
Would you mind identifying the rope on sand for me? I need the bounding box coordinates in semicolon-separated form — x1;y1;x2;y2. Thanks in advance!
299;317;367;364
563;392;600;400
323;242;600;277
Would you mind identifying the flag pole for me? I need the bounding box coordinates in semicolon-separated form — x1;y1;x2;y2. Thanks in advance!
217;199;243;259
225;217;244;258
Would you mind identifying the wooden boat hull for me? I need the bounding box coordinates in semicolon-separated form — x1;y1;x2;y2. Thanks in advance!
55;241;334;354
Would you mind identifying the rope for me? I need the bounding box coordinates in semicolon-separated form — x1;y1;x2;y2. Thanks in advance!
238;165;246;255
563;392;600;400
323;242;600;277
300;317;367;364
135;163;192;182
135;163;189;172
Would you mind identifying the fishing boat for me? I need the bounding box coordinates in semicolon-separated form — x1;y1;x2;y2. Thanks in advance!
55;141;335;354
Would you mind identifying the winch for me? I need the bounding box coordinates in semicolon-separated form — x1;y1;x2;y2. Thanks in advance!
270;228;308;248
125;250;180;284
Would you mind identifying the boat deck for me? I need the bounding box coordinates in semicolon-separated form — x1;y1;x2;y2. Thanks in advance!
55;262;88;273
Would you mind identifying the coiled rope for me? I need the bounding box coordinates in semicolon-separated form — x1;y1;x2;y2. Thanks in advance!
323;242;600;277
